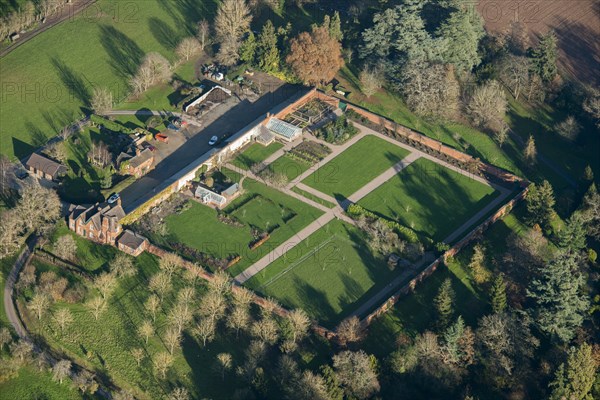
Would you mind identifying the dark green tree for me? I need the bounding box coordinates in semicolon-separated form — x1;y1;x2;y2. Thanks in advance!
329;11;343;41
526;180;555;228
435;278;455;329
489;274;507;314
580;183;600;240
558;212;587;252
239;31;257;64
527;252;589;342
436;3;485;71
256;20;280;74
549;343;597;400
531;31;558;82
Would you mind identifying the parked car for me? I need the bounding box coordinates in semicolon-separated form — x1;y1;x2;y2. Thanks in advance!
155;133;169;143
107;193;120;204
208;136;218;146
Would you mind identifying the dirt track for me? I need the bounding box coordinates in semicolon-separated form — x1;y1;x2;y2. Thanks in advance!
478;0;600;85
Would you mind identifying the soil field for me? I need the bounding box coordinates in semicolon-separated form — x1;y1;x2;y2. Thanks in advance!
478;0;600;85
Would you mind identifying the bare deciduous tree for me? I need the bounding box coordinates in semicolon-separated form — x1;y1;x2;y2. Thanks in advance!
91;87;113;115
286;309;310;343
52;359;71;384
400;61;460;120
227;305;250;338
232;287;254;308
94;272;117;300
215;352;233;380
164;327;182;354
336;316;363;346
467;80;507;133
110;253;136;278
359;67;383;98
216;36;241;66
176;37;201;62
130;53;172;95
251;316;279;345
153;351;173;379
168;303;193;334
86;296;106;321
145;294;161;322
168;387;190;400
159;253;181;278
138;320;154;344
131;348;145;367
199;291;226;323
53;235;77;261
54;308;74;334
332;350;380;399
195;318;216;347
196;20;211;51
497;55;530;100
208;270;232;295
11;340;34;365
177;287;195;313
214;0;251;41
28;292;51;320
554;116;580;141
18;184;61;233
149;271;172;301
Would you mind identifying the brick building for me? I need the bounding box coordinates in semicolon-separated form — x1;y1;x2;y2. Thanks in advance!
67;201;126;245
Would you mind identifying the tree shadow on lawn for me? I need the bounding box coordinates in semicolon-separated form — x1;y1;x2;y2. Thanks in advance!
12;137;36;160
181;330;249;398
289;276;338;327
50;57;92;107
149;17;182;51
98;25;145;80
26;121;49;148
156;0;219;35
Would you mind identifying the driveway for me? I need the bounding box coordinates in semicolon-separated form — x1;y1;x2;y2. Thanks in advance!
119;84;303;213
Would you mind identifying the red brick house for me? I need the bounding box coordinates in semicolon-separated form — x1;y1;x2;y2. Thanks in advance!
67;201;125;246
124;148;154;178
117;230;148;257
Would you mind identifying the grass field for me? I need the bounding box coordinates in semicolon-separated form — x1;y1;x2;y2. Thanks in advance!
358;158;499;242
49;224;117;272
291;187;337;208
302;135;410;200
22;252;247;399
0;0;218;160
244;219;400;327
0;365;81;400
232;142;284;170
268;154;312;181
336;66;526;176
165;171;324;276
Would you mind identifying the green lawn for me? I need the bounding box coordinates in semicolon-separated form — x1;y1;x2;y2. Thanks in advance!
49;224;117;273
22;233;332;399
336;66;525;177
291;187;337;208
268;154;312;181
232;142;284;170
244;219;402;327
164;171;324;276
358;158;499;242
302;135;410;200
0;0;218;160
0;365;81;400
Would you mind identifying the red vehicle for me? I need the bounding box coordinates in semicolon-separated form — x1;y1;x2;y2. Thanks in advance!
155;133;169;143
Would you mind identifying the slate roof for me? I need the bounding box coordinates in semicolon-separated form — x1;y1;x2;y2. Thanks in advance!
117;230;147;250
25;153;67;178
129;149;154;169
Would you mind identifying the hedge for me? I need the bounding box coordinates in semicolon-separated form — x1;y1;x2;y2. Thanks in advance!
346;204;420;243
